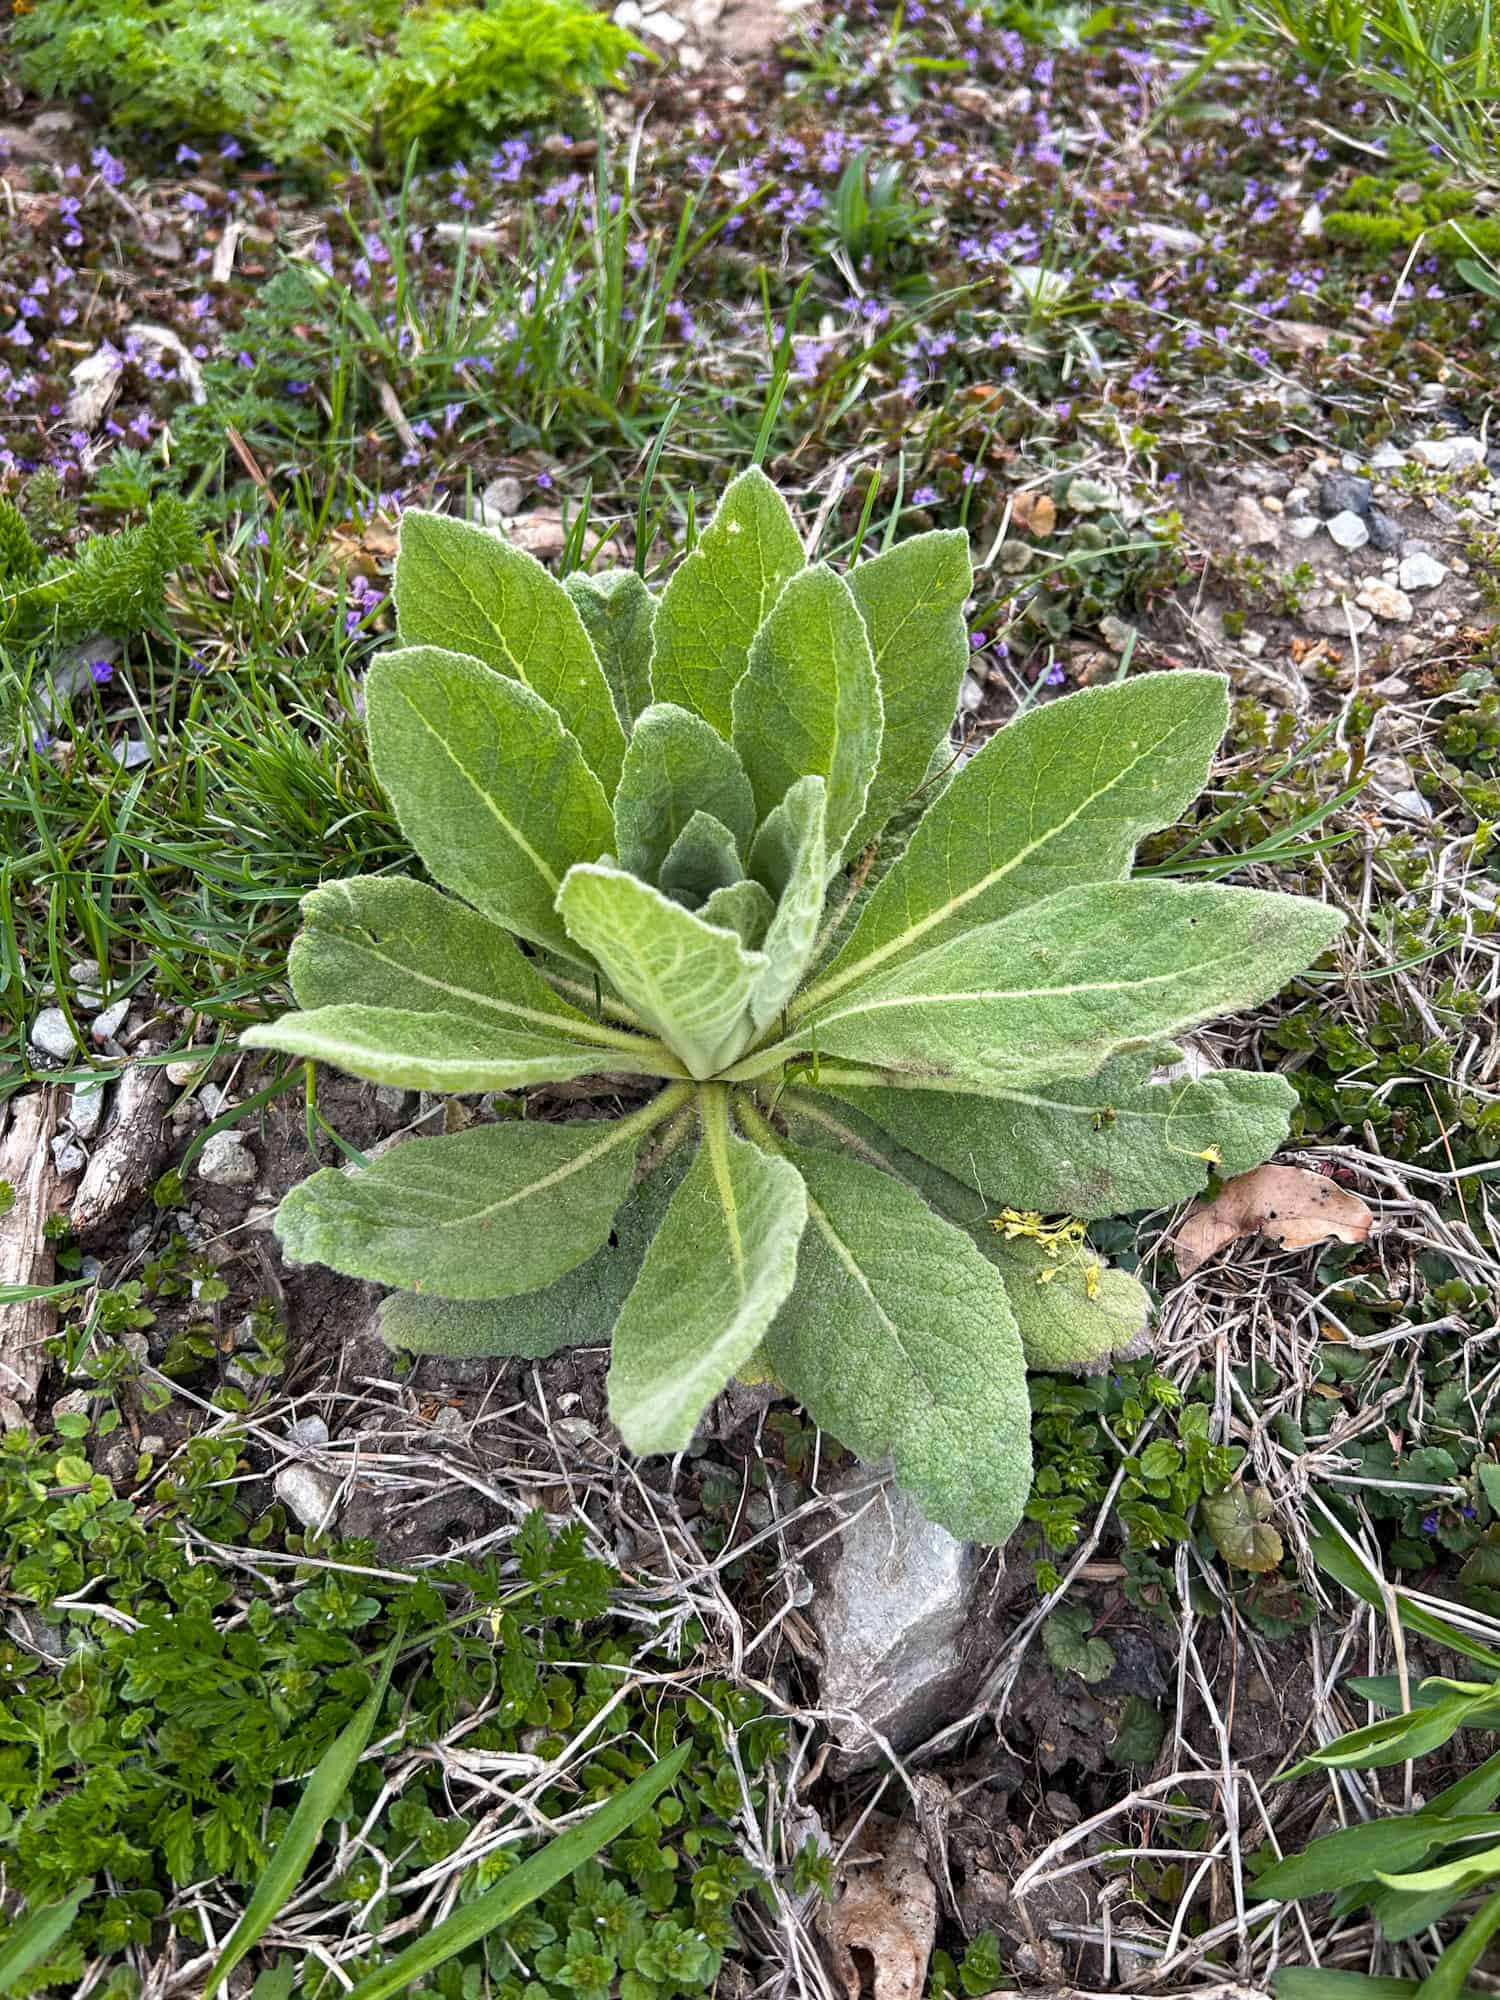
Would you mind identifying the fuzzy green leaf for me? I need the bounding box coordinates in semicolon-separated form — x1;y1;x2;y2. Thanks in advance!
608;1091;807;1453
243;1005;679;1093
658;811;744;906
286;875;590;1032
1202;1485;1285;1573
802;671;1231;1019
564;567;656;733
557;863;764;1078
366;646;612;964
747;775;828;1030
700;878;776;947
845;528;972;856
394;509;625;792
731;562;882;870
796;880;1343;1095
379;1146;690;1359
1043;1605;1116;1682
780;1090;1149;1373
273;1099;676;1298
762;1143;1032;1544
649;467;805;735
612;702;757;883
840;1046;1298;1219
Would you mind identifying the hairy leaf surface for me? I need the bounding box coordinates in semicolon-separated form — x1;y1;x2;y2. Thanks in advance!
557;863;764;1078
838;1046;1299;1218
274;1100;676;1298
243;1004;679;1093
658;811;744;905
650;467;805;734
798;880;1343;1093
804;671;1231;1016
366;646;612;963
700;878;776;947
394;509;625;792
609;1092;807;1452
731;562;882;869
612;702;756;882
747;775;828;1029
564;567;655;733
845;528;971;855
763;1143;1032;1543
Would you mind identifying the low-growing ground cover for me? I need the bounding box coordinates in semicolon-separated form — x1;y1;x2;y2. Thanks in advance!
2;0;1500;1991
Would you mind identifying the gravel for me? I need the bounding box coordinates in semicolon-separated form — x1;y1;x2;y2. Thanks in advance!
1399;551;1448;592
1325;509;1369;551
195;1131;257;1187
29;1007;78;1061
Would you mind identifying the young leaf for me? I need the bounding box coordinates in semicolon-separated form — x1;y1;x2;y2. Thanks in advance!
659;811;744;906
649;466;805;735
792;879;1344;1095
731;562;882;871
1252;1814;1500;1902
747;774;828;1030
557;863;765;1079
344;1743;693;2000
565;566;656;733
1378;1842;1500;1895
394;509;626;792
762;1142;1032;1544
1282;1694;1485;1777
612;702;757;883
366;646;612;963
379;1146;690;1359
273;1094;684;1298
1202;1485;1284;1572
845;528;972;856
701;877;776;947
204;1632;402;1997
608;1089;807;1453
835;1047;1298;1218
803;670;1231;1018
1043;1604;1115;1682
0;1878;94;1993
287;875;593;1034
243;1004;681;1093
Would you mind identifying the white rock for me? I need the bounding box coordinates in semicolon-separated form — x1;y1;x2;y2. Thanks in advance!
1232;494;1280;547
1299;202;1323;238
196;1131;256;1188
1356;579;1414;624
1326;509;1369;551
639;6;687;41
1412;436;1485;471
166;1053;212;1087
91;998;131;1044
1399;551;1447;592
1240;629;1267;657
1287;516;1322;540
288;1414;330;1450
29;1007;77;1061
275;1463;342;1530
613;0;643;21
51;1137;87;1176
1371;442;1407;470
472;474;523;524
52;1388;93;1421
69;1079;107;1138
1306;603;1373;637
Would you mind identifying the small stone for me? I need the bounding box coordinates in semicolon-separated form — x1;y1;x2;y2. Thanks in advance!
66;959;103;1009
1307;603;1373;637
1356;579;1413;624
52;1389;93;1422
1325;509;1369;551
1371;442;1407;470
1399;551;1447;592
430;1406;468;1441
472;473;523;524
69;1079;107;1138
1319;472;1371;518
199;1084;225;1120
91;998;131;1045
958;674;985;713
29;1007;78;1061
1412;436;1485;471
639;7;688;42
1240;630;1267;658
275;1463;342;1530
1260;493;1284;514
1232;494;1280;547
1098;614;1135;653
1366;508;1401;553
51;1137;87;1176
374;1084;417;1119
196;1131;257;1187
1285;485;1311;517
1287;516;1322;540
166;1053;213;1086
288;1414;330;1450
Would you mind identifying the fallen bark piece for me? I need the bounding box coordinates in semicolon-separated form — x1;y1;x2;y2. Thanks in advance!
1174;1162;1374;1276
71;1064;172;1238
816;1815;936;2000
0;1092;70;1429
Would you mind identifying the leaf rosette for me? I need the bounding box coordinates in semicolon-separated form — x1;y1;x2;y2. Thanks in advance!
245;469;1344;1544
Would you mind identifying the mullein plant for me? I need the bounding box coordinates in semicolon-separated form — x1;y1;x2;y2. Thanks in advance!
244;471;1343;1543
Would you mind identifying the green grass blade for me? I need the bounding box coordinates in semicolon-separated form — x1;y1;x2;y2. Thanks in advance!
0;1877;93;1989
204;1630;403;1997
346;1740;693;2000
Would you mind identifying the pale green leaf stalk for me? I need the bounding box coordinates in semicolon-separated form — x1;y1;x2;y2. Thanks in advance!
246;478;1345;1547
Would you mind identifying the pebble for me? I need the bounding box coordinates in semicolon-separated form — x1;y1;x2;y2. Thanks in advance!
1412;436;1485;471
91;998;131;1044
51;1137;87;1176
69;1079;107;1138
289;1414;330;1450
1367;508;1401;553
29;1007;78;1061
1287;516;1322;541
1371;442;1407;470
1399;551;1447;592
1319;473;1372;518
67;959;103;1009
196;1131;257;1187
1232;494;1280;547
1306;603;1373;637
1326;510;1369;551
1356;579;1413;624
52;1389;93;1422
1284;485;1311;517
639;6;688;42
275;1463;342;1530
166;1053;213;1086
472;473;523;523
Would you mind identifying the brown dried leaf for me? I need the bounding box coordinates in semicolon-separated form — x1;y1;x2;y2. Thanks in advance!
1010;489;1056;538
1173;1162;1373;1277
816;1814;936;2000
